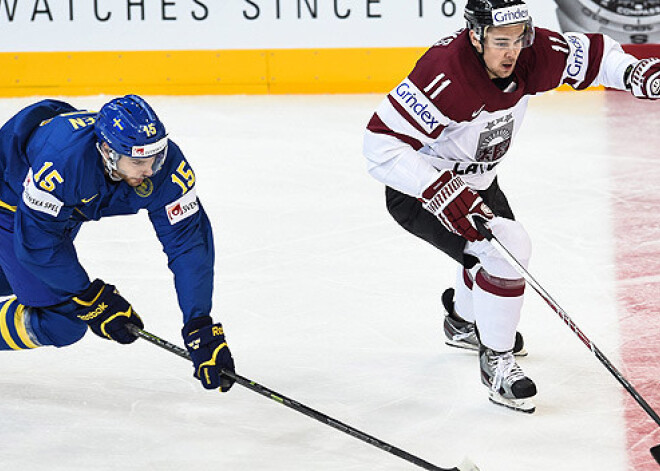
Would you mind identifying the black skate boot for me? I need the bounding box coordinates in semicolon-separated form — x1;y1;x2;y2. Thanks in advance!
442;288;527;356
479;345;537;413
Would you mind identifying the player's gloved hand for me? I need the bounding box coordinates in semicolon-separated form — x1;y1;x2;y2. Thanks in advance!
182;316;236;392
72;279;144;344
626;58;660;99
420;170;493;242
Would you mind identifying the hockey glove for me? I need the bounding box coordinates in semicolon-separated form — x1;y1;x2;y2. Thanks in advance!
72;279;144;344
420;170;493;242
182;316;236;392
626;58;660;99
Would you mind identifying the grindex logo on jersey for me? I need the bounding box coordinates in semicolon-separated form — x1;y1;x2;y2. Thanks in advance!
566;35;585;78
563;33;589;86
391;78;445;133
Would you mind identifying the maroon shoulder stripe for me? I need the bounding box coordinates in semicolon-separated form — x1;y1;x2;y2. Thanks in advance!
578;34;605;91
367;113;425;151
385;95;447;140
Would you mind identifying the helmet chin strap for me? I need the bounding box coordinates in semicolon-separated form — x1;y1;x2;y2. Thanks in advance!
96;142;122;182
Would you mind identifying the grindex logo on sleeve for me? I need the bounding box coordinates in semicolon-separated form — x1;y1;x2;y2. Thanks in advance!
390;78;446;133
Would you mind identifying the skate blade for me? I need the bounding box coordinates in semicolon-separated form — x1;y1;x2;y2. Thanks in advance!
445;339;480;352
488;391;535;413
457;457;481;471
444;340;528;357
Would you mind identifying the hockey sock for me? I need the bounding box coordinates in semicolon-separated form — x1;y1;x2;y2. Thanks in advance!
0;297;40;350
472;269;525;352
454;266;477;323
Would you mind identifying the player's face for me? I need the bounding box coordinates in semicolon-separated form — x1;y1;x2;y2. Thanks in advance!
473;24;527;79
115;155;156;187
99;142;157;187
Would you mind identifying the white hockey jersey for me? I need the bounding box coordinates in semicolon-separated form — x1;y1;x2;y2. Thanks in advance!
363;28;637;195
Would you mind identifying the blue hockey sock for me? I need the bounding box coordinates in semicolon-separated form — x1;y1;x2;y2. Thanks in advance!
0;297;41;350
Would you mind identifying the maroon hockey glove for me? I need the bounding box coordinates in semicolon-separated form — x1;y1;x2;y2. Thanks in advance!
627;58;660;100
420;170;493;242
72;279;144;344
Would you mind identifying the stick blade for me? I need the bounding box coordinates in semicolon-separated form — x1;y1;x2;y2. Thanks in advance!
457;457;481;471
651;444;660;465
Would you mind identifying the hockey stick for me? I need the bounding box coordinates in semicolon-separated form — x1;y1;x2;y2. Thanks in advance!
474;219;660;465
127;325;479;471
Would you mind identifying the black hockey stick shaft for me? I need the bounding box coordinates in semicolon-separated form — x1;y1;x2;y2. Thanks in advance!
127;325;478;471
474;220;660;465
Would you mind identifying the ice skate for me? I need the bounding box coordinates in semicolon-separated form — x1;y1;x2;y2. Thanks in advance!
442;288;527;356
480;345;537;413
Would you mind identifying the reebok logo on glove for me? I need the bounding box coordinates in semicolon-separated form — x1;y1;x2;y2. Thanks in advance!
72;279;143;344
182;316;236;391
77;302;109;321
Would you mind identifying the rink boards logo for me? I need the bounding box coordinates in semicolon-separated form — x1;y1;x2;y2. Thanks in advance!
166;188;199;225
391;78;445;133
21;169;63;217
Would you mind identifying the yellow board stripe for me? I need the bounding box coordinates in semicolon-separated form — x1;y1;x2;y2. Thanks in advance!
0;48;609;97
0;47;604;96
0;199;17;212
14;304;39;349
0;297;21;350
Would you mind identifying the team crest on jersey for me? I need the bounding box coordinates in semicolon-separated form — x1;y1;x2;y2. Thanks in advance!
476;115;514;162
134;178;153;198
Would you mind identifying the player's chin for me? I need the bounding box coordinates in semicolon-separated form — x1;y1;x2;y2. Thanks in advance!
125;178;144;187
499;64;515;77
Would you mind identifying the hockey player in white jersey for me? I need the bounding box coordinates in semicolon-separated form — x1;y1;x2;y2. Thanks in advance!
363;0;660;412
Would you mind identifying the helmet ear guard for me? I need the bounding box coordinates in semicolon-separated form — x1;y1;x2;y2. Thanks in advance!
96;142;122;181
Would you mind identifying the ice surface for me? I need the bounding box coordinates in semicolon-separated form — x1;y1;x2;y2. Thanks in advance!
0;91;657;471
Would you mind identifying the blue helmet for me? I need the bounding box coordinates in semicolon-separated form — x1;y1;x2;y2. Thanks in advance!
95;95;168;179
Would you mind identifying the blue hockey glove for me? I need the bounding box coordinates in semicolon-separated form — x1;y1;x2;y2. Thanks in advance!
182;316;236;392
72;279;144;344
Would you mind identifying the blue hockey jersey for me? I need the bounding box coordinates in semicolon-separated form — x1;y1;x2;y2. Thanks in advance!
0;100;214;323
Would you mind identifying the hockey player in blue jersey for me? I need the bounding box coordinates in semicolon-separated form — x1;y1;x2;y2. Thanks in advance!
0;95;235;392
